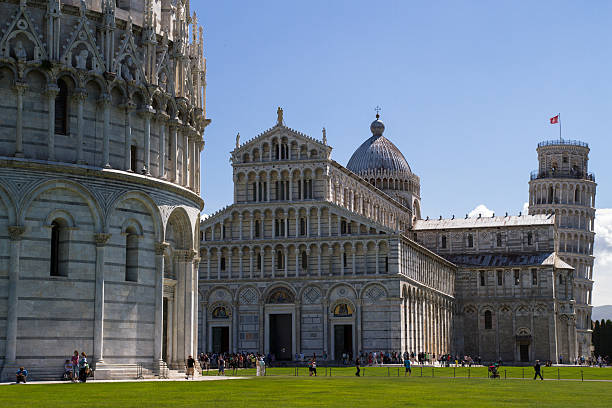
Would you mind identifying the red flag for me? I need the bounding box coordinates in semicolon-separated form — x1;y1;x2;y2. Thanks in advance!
550;115;559;124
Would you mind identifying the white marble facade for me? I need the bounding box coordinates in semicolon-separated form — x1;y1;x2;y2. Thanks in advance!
0;0;207;380
200;111;597;364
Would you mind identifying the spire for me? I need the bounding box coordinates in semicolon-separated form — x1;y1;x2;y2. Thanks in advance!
276;107;284;126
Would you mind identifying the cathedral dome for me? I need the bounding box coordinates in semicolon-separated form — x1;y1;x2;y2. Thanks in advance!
347;116;412;174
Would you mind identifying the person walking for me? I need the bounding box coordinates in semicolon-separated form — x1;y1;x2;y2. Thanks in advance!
404;356;411;376
355;357;361;377
185;355;195;380
218;356;225;376
533;360;543;380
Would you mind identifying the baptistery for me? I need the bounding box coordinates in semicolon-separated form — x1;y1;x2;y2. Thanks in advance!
0;0;208;380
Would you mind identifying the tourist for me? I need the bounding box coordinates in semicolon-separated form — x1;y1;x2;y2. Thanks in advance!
355;356;361;377
533;360;543;380
185;355;195;380
311;358;317;376
259;356;266;376
63;360;73;381
15;367;27;383
71;350;79;382
404;356;411;376
218;356;225;376
78;352;89;383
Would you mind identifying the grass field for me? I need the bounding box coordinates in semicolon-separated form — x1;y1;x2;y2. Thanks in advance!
1;371;612;408
201;365;612;381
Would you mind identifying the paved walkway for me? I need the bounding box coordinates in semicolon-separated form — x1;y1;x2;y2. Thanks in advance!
0;376;249;385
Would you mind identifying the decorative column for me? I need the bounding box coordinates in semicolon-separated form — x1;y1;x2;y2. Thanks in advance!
100;94;112;168
93;233;111;364
375;245;380;274
124;102;135;170
295;301;301;354
322;301;329;358
182;126;189;186
191;132;198;191
154;242;169;367
239;215;244;240
284;247;288;277
356;299;363;355
158;113;169;178
317;249;322;276
169;120;179;181
352;246;356;276
74;88;87;163
14;82;26;157
249;249;254;279
141;106;154;174
5;226;25;366
45;85;59;161
295;250;300;277
317;210;321;237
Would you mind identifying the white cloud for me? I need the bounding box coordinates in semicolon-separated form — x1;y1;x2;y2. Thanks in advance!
468;204;494;218
522;202;529;215
593;209;612;306
201;213;210;220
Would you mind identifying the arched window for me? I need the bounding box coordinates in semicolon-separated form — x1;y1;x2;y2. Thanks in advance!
276;250;284;269
301;251;308;270
50;220;69;277
125;227;139;282
256;253;262;270
299;217;306;236
496;233;502;247
484;310;492;330
255;219;261;238
467;234;474;248
574;188;580;203
441;235;447;249
220;256;226;271
527;232;533;246
341;220;347;235
55;79;69;135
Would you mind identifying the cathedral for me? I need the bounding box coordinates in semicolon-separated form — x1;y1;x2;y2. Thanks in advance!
199;110;596;364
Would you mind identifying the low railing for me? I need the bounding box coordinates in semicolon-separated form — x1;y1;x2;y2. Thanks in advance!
538;139;589;148
530;170;595;182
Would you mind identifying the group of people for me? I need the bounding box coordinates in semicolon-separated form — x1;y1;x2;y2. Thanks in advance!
195;352;268;377
63;351;91;382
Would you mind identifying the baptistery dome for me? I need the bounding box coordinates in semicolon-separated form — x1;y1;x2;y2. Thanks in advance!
347;116;412;174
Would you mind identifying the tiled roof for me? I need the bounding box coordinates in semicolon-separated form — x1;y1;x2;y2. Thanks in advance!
444;252;573;269
413;214;554;230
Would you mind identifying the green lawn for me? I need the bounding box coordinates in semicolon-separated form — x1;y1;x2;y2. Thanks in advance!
1;375;611;408
204;365;612;381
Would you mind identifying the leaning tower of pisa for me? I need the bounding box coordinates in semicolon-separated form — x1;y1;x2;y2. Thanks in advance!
528;139;596;358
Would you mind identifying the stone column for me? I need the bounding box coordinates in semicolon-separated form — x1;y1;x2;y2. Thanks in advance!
74;89;86;163
232;302;239;352
317;210;321;237
191;133;198;191
93;233;111;364
124;102;135;170
100;94;112;168
154;242;169;366
169;120;179;181
14;83;26;157
141;106;154;174
322;301;329;358
5;226;25;365
158;113;168;178
295;301;301;354
356;299;363;355
249;249;254;279
295;250;300;277
200;301;208;353
284;247;288;277
182;127;189;186
352;246;356;276
318;250;322;276
375;246;380;274
45;85;59;161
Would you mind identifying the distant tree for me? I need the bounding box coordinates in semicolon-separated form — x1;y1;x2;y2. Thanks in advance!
605;320;612;358
593;320;601;356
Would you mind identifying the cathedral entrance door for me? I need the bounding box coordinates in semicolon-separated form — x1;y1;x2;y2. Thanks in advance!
334;325;353;361
520;344;530;362
269;314;292;360
212;327;230;354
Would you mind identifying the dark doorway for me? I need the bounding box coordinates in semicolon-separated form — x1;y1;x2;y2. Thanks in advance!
162;298;168;362
334;325;353;361
520;344;530;362
269;314;292;360
212;327;229;354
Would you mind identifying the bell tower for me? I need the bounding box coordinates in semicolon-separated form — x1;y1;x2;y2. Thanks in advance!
528;139;596;358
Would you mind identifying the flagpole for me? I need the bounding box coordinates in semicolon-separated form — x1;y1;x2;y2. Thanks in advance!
559;112;562;141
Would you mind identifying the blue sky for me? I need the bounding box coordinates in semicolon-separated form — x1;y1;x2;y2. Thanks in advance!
194;1;612;305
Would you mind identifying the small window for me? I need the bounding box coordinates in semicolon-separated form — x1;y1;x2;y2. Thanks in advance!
125;228;139;282
385;256;389;272
343;252;347;268
300;218;306;236
484;310;492;330
276;251;284;269
301;251;308;270
441;235;447;249
252;182;257;201
220;257;226;271
256;253;262;270
532;268;538;285
200;231;204;241
130;145;137;172
496;233;502;247
55;80;70;136
479;270;485;287
50;220;69;277
527;232;533;246
467;234;473;248
514;269;520;286
341;220;347;235
497;270;503;286
255;220;261;238
559;274;564;285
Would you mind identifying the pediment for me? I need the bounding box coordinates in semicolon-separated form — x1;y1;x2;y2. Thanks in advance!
233;124;331;158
